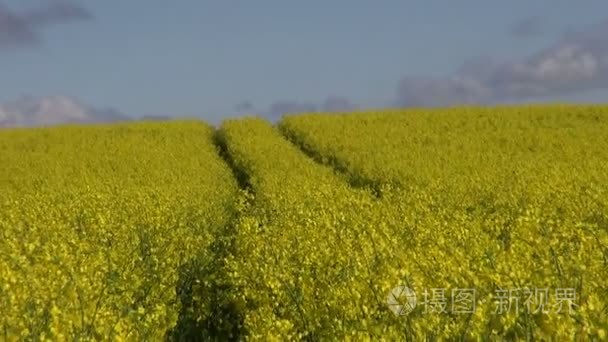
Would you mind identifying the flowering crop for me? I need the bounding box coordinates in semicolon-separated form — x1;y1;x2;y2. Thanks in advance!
2;105;608;340
0;121;238;340
218;107;607;339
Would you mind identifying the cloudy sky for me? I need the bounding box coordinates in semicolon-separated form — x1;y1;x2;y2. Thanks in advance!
1;0;608;126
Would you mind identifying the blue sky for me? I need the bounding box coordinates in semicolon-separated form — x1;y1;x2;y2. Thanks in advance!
1;0;608;124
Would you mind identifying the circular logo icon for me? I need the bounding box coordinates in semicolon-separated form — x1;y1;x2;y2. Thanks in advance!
387;286;417;315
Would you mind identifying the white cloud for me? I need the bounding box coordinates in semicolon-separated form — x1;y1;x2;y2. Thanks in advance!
396;19;608;106
0;95;127;128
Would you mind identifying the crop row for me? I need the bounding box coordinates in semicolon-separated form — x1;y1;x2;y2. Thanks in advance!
1;108;607;340
223;110;607;339
0;121;239;340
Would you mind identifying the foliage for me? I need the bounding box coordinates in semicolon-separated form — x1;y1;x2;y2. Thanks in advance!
2;105;608;340
222;106;608;339
0;121;238;340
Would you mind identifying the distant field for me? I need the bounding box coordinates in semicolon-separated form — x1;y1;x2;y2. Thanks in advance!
1;105;607;340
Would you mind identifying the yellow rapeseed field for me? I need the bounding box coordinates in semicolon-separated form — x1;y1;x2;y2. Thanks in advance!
275;104;608;339
0;121;238;340
1;105;607;340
